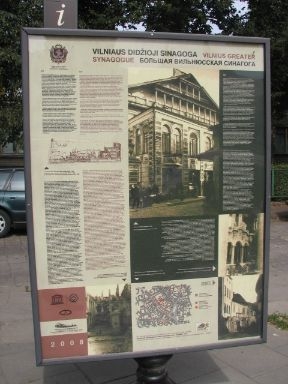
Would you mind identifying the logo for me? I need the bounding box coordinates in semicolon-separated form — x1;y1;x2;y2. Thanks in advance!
55;322;76;329
50;44;68;64
59;309;72;316
51;294;64;305
69;293;79;303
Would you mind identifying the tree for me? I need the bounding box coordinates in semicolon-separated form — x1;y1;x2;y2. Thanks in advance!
0;0;244;147
236;0;288;124
0;0;43;147
78;0;125;30
79;0;244;33
132;0;244;34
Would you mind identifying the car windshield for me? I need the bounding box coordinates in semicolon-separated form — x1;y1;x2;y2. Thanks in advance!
0;171;11;189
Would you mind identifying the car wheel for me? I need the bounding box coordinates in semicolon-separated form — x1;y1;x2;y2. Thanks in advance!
0;210;11;238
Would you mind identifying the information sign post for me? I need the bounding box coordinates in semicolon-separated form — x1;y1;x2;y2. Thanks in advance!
21;29;270;379
44;0;78;28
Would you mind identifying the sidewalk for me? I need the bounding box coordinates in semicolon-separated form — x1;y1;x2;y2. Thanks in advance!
0;203;288;384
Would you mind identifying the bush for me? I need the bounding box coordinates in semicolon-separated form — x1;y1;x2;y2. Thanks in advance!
268;312;288;330
272;163;288;199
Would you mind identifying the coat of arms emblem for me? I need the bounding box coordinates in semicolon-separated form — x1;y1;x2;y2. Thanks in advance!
50;44;68;64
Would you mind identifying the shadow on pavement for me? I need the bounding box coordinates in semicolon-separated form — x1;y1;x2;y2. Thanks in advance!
42;351;230;384
276;211;288;221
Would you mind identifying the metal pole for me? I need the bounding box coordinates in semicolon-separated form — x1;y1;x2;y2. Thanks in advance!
135;355;176;384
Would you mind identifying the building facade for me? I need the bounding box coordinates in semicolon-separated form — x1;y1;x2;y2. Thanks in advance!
220;275;257;335
86;284;131;335
219;213;264;276
128;69;219;197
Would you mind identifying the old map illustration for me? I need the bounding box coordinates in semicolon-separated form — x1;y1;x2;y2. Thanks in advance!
135;284;192;328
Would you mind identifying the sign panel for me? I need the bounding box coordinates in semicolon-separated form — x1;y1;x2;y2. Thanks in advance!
22;29;270;364
44;0;78;28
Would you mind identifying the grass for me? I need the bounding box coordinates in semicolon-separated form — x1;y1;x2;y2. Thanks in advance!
268;312;288;330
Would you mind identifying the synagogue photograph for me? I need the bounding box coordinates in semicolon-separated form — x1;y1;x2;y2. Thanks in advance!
128;68;220;218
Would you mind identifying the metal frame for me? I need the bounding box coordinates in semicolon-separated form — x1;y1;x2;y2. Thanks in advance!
21;28;271;365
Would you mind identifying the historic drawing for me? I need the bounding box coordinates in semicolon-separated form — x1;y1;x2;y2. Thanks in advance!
49;138;121;163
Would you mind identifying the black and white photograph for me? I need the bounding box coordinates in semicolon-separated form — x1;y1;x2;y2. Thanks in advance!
218;213;264;277
218;274;263;339
86;284;132;355
128;68;220;218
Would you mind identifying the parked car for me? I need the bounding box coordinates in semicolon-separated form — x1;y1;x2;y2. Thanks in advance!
0;168;26;237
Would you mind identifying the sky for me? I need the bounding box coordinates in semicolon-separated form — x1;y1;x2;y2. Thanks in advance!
211;0;248;34
129;67;220;105
126;0;249;106
232;274;259;303
126;1;248;35
87;283;126;297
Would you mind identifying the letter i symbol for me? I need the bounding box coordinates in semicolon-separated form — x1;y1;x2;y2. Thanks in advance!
56;4;65;26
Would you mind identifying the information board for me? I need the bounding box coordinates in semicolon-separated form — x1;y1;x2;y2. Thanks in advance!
22;29;270;364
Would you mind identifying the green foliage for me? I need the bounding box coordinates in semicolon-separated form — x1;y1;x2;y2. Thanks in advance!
238;1;288;123
4;0;285;148
268;312;288;330
272;167;288;198
79;0;244;33
78;0;125;30
0;0;43;146
125;0;244;34
273;163;288;170
0;0;245;148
